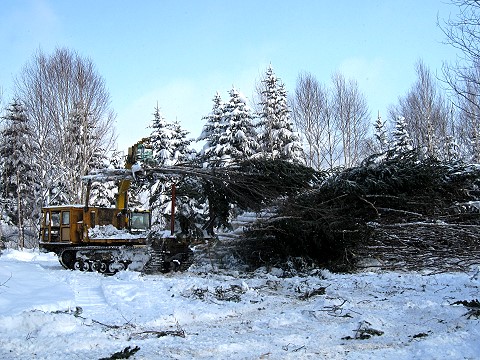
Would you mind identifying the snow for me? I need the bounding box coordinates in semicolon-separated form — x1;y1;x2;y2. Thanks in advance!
42;205;85;209
1;249;480;359
131;162;143;174
88;225;145;239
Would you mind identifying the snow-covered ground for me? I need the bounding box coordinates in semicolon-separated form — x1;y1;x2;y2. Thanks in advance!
0;249;479;359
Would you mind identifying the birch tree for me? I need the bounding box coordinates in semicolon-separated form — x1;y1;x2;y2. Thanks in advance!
291;72;369;170
290;72;339;170
388;60;451;159
332;72;370;168
14;47;116;206
441;0;480;115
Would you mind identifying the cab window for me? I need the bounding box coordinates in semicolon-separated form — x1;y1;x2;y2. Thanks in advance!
131;213;149;231
51;212;60;227
62;211;70;226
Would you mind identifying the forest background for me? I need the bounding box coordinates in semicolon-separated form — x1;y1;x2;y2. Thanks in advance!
1;0;480;254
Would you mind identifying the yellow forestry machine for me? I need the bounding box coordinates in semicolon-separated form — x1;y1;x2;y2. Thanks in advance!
39;140;193;274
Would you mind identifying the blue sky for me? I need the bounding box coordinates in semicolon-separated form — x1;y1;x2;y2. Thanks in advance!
1;0;460;151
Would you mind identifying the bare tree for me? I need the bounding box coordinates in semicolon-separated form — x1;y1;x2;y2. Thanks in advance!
290;72;341;170
291;72;370;170
0;86;4;125
331;73;370;167
454;70;480;160
441;1;480;112
389;60;451;159
14;48;116;205
439;1;480;160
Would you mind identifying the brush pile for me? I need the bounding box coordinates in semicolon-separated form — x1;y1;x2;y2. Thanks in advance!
242;151;480;272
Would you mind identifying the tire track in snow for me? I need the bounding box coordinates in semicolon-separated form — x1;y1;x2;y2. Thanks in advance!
69;274;108;312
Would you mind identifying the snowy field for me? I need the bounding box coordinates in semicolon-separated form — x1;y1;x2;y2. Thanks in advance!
0;249;479;359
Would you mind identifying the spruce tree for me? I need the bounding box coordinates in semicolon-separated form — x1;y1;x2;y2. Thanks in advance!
206;88;258;232
444;135;460;162
144;104;198;232
136;105;173;224
374;112;389;153
198;92;224;167
257;66;302;162
89;148;117;207
0;100;39;248
169;120;194;164
165;120;202;235
389;116;414;158
64;102;104;204
148;105;172;226
197;93;228;235
275;83;303;162
217;87;258;164
148;104;173;166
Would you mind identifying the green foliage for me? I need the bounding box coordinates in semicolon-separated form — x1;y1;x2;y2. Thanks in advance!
200;158;321;235
173;177;208;237
243;151;480;271
201;179;231;235
223;158;323;210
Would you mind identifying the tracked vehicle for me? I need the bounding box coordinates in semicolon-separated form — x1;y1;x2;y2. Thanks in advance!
39;140;193;274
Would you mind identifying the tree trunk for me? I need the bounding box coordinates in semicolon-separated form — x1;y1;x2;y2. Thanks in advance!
16;170;24;250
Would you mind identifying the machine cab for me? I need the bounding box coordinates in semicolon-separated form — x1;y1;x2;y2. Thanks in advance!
40;206;83;244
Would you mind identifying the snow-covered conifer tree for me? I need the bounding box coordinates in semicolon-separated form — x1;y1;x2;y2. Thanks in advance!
0;100;39;248
197;93;228;235
164;120;202;234
61;102;107;205
133;104;172;222
148;104;173;166
89;148;117;207
390;116;414;158
257;66;302;162
169;120;194;164
216;87;258;164
198;93;224;167
198;88;258;234
144;104;198;231
444;135;460;162
374;112;389;153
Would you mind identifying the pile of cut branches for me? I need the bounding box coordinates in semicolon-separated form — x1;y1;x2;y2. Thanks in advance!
241;151;480;272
